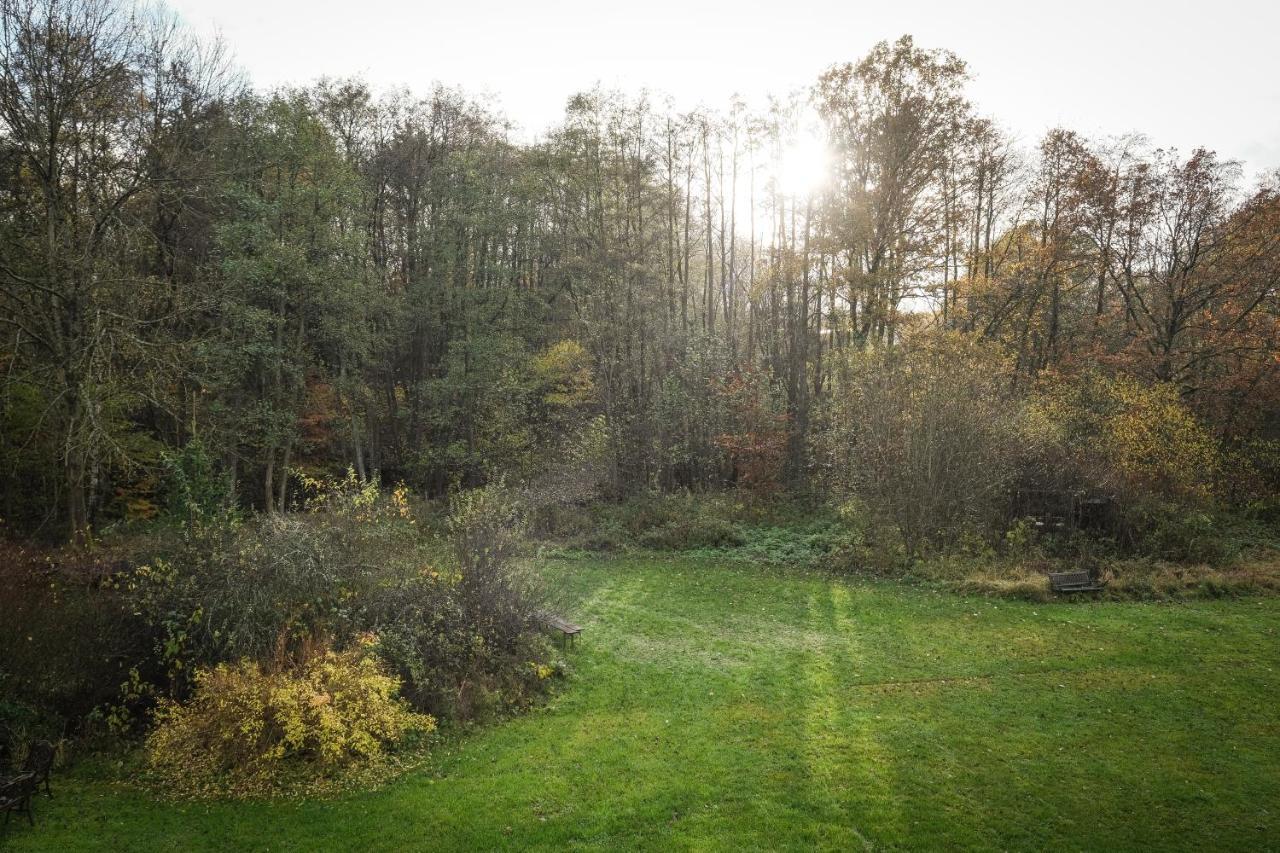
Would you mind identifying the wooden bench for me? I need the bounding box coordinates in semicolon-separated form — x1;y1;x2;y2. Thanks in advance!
1049;570;1105;593
538;612;582;648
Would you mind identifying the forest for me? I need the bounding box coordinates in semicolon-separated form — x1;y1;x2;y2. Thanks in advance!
0;2;1275;543
1;0;1278;847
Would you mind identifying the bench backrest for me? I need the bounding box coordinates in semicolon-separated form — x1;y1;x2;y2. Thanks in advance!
22;741;53;780
1049;571;1091;587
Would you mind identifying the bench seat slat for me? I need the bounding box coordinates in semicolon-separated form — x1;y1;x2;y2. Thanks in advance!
538;613;582;634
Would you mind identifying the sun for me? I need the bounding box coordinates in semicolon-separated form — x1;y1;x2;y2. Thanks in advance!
776;131;831;199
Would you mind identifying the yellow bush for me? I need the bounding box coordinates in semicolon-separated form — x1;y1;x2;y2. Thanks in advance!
531;339;594;409
1025;372;1219;503
147;643;433;795
1103;378;1219;501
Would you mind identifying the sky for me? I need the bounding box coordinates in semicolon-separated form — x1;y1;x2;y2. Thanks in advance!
167;0;1280;180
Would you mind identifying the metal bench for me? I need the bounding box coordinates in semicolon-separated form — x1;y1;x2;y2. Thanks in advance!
0;772;36;835
1049;570;1105;593
0;739;54;837
538;612;582;648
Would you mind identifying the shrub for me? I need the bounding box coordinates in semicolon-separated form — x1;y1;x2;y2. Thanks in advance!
4;473;558;772
711;367;789;492
0;676;43;767
146;643;433;796
161;437;236;531
578;518;629;552
546;490;846;559
0;542;154;743
447;481;540;650
1222;437;1280;520
1022;372;1226;554
362;579;556;721
522;416;613;521
128;471;424;681
126;473;554;725
804;499;908;575
729;520;842;565
1022;372;1220;507
636;515;744;550
570;491;751;552
813;334;1020;555
359;481;553;720
531;340;595;413
1133;503;1232;564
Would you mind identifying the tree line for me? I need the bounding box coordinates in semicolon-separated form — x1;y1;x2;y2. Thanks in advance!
2;0;1277;543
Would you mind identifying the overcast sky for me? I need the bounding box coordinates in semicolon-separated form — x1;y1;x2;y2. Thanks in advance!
168;0;1279;179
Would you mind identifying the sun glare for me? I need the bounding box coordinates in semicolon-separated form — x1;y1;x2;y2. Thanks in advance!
776;132;831;198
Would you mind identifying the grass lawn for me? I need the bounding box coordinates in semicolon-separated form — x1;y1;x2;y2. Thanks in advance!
7;555;1280;851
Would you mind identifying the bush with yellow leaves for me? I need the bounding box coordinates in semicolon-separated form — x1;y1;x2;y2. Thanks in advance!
1024;371;1220;504
146;642;434;797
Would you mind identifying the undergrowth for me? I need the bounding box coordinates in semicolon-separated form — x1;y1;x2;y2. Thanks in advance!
536;491;1280;601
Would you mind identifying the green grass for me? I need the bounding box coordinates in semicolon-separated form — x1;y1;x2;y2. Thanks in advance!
8;555;1280;851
